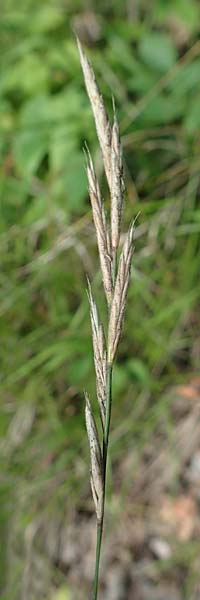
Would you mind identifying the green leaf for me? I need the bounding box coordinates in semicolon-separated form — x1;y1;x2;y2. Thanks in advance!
127;359;150;386
108;35;138;73
169;61;200;96
68;355;91;385
2;54;48;95
156;0;200;33
50;125;78;171
14;130;47;175
52;152;87;213
184;93;200;133
128;66;157;94
20;95;55;128
139;93;184;125
30;6;63;33
138;32;177;73
0;99;13;134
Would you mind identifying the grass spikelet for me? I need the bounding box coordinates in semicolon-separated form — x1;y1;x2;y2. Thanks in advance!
85;393;103;521
87;280;107;427
108;222;135;363
77;37;112;190
86;148;113;305
110;108;124;252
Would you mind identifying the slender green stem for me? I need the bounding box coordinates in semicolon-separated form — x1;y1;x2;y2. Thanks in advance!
92;363;113;599
93;520;103;599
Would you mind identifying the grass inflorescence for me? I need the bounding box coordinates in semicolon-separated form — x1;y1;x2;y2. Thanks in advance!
77;37;136;599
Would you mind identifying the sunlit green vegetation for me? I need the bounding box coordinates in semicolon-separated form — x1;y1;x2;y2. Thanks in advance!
1;1;200;597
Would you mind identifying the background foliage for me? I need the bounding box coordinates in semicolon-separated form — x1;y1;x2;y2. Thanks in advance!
1;0;200;597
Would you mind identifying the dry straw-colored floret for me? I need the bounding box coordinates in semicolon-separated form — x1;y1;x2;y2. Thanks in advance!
77;36;112;190
86;149;113;305
85;393;103;521
108;222;135;363
87;280;107;427
110;108;125;252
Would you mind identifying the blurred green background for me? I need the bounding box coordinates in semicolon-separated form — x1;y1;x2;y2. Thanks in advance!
1;0;200;598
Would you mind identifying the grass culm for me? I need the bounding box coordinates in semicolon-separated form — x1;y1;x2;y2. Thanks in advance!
77;38;137;599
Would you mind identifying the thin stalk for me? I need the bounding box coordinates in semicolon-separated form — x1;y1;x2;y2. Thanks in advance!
93;520;103;599
92;363;113;600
